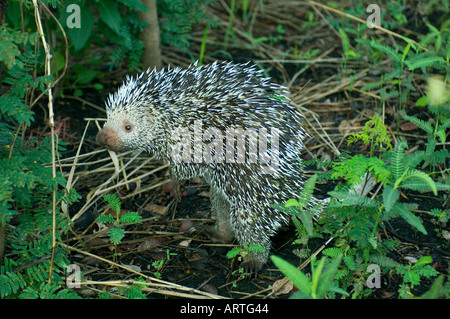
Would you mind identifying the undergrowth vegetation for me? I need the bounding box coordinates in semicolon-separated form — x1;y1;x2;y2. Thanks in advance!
0;0;449;299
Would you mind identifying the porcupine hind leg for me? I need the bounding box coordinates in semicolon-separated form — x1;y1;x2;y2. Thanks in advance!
231;207;271;275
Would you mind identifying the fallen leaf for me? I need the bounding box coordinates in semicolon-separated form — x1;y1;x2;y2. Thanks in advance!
137;237;169;251
178;239;192;247
400;122;418;132
200;283;218;295
144;203;169;216
272;278;293;295
338;120;351;134
179;218;194;232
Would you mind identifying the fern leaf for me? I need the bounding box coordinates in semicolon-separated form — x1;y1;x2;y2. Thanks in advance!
370;255;400;268
0;272;27;298
399;169;437;195
360;81;383;91
390;140;408;182
271;255;311;295
400;112;433;134
403;151;425;168
393;202;427;235
328;191;378;208
297;174;318;209
404;56;445;70
382;184;399;213
343;255;357;270
120;212;142;224
104;194;121;212
322;247;343;257
370;40;402;64
438;117;450;131
423;149;450;167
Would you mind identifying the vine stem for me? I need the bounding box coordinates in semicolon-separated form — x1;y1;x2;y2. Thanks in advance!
32;0;57;283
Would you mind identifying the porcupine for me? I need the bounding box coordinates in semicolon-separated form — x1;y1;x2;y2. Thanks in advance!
96;61;320;273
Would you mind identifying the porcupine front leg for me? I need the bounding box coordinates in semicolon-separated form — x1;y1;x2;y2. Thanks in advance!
230;207;272;275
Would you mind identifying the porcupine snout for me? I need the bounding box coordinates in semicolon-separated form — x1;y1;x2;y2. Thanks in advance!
96;126;123;152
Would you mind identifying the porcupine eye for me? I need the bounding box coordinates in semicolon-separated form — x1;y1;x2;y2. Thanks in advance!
123;121;133;133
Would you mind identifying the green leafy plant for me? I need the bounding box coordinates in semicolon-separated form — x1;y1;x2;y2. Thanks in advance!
152;249;177;278
271;255;348;299
97;194;142;261
0;2;80;299
226;243;265;278
348;114;392;156
395;256;438;298
273;174;323;237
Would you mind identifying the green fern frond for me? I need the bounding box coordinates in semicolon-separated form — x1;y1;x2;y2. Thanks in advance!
343;255;357;270
120;211;142;224
370;255;400;268
360;81;383;91
398;169;437;195
403;151;425;168
297;174;318;210
370;40;402;64
328;191;378;208
400;112;433;134
0;272;27;298
390;140;408;182
393;202;427;235
382;184;399;213
437;117;450;131
423;149;450;167
404;54;445;70
322;247;344;257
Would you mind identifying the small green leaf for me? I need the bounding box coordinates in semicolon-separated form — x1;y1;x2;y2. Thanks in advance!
120;212;142;224
285;199;299;207
404;271;420;285
110;227;125;245
415;95;429;107
414;256;432;267
436;129;446;144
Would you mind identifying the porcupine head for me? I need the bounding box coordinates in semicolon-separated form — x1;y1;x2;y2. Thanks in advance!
97;62;311;274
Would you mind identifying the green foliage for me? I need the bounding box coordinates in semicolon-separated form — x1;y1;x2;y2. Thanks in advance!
274;174;320;236
305;104;449;297
332;154;390;186
420;275;450;299
7;0;218;96
151;249;177;278
395;256;439;298
98;194;142;260
226;243;265;260
121;279;147;299
271;255;348;299
0;6;82;298
347;115;392;156
157;0;218;51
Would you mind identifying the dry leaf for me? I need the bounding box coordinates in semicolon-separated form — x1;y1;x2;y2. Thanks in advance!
144;203;169;216
179;218;194;232
400;122;418;132
272;278;293;295
338;120;351;134
178;239;192;247
200;283;218;295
